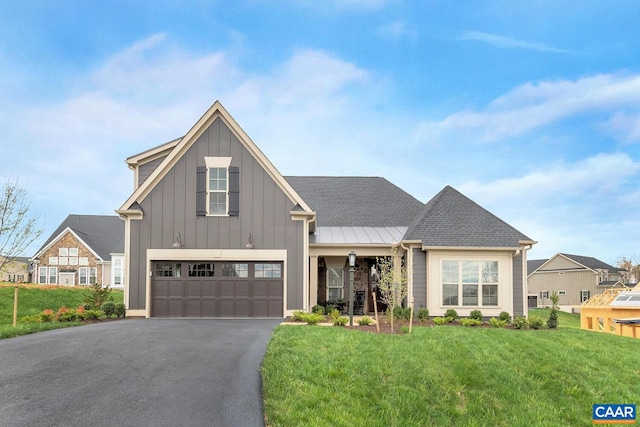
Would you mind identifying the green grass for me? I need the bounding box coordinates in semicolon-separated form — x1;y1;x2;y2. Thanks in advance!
262;320;640;427
0;283;124;339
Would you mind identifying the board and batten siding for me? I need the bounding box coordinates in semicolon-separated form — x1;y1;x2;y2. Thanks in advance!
512;253;524;316
127;116;306;312
528;270;597;307
412;248;427;310
137;156;166;188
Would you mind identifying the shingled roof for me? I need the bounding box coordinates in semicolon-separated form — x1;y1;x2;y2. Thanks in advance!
558;254;621;272
34;215;124;261
285;176;424;227
403;186;532;247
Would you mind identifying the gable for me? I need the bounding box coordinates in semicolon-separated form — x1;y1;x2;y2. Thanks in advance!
538;255;586;271
404;186;533;248
118;101;311;216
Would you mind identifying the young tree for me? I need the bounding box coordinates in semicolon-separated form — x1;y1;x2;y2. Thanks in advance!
375;246;408;332
0;179;43;273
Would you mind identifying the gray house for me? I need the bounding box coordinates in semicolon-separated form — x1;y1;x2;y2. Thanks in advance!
117;101;536;318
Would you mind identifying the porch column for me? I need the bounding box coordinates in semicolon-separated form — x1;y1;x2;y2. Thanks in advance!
309;256;318;310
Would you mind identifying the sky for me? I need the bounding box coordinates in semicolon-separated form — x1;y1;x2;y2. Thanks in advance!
1;1;639;265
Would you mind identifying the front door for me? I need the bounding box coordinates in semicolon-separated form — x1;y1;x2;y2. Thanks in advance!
59;272;76;286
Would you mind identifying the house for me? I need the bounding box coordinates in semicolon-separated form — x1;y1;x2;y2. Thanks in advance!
31;215;125;288
527;253;629;310
0;256;31;283
116;101;536;318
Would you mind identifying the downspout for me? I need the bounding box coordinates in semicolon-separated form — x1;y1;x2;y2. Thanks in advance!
519;241;536;315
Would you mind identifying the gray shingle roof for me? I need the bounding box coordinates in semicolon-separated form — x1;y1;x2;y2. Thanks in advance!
559;253;621;273
403;186;532;247
285;176;424;227
527;259;547;275
35;215;124;261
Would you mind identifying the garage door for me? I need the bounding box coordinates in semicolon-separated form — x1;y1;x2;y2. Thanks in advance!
151;261;283;317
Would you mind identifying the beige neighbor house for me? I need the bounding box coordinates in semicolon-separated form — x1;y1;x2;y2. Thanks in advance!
527;253;629;312
0;256;31;283
31;215;125;288
116;100;536;319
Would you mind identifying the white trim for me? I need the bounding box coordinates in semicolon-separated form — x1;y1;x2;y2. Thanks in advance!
143;248;288;318
32;227;104;262
204;156;232;168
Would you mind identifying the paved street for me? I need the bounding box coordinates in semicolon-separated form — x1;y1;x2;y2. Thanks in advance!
0;319;281;427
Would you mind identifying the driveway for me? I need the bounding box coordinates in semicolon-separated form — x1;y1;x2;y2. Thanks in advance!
0;319;281;427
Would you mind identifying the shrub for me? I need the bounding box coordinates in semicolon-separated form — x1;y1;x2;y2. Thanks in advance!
40;309;55;322
433;317;447;326
329;308;341;322
547;292;559;329
101;301;116;318
460;318;483;327
56;307;79;322
489;317;508;328
417;309;429;322
84;309;103;320
444;309;458;320
20;314;43;323
115;303;126;318
498;311;511;323
292;311;307;322
302;313;325;325
513;315;528;329
469;310;483;321
333;316;348;326
83;282;113;311
311;304;325;315
400;325;410;334
528;317;545;330
393;306;412;321
357;316;374;326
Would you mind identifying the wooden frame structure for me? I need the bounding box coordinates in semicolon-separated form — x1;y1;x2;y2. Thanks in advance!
580;285;640;338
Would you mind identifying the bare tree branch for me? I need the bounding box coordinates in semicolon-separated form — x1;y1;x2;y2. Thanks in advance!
0;178;43;273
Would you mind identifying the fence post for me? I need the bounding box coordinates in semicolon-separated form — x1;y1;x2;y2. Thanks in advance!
13;285;19;327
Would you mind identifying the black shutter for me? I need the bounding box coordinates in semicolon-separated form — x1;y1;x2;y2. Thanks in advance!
228;166;240;216
196;166;207;216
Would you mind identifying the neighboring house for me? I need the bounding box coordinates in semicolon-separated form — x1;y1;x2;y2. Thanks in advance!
0;256;31;283
527;253;629;310
117;101;536;319
31;215;125;288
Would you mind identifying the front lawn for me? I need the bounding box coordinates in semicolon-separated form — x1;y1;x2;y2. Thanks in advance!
0;283;124;339
262;318;639;426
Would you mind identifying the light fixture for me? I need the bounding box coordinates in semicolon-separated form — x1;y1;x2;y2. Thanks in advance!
349;251;356;268
172;233;184;249
244;233;255;249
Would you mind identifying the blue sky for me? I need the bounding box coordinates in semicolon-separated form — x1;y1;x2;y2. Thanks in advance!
1;1;639;264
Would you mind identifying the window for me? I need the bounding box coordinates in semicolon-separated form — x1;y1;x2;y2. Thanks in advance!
442;260;499;307
255;263;282;278
89;267;97;284
69;257;78;265
155;262;182;277
208;167;228;216
113;257;124;286
69;248;79;256
222;263;248;277
327;267;343;300
558;290;567;296
49;257;59;265
48;267;58;284
580;290;590;302
540;291;549;299
59;248;68;256
39;267;47;284
79;257;88;266
79;267;88;285
188;263;215;277
197;157;239;217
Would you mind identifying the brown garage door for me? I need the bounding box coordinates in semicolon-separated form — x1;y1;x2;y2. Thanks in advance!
151;261;283;317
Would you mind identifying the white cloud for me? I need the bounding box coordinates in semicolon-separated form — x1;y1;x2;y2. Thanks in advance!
416;73;640;144
458;30;572;54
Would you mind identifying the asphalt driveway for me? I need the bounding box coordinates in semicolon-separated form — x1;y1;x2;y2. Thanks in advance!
0;319;281;427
